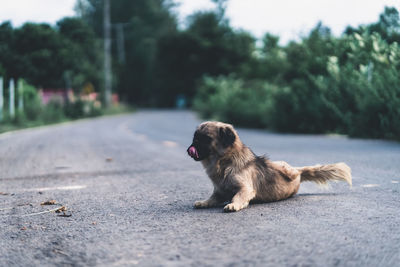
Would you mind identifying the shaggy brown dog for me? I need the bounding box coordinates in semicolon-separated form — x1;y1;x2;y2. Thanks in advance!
187;121;352;212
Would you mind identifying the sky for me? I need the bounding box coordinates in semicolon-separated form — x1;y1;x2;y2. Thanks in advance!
0;0;399;43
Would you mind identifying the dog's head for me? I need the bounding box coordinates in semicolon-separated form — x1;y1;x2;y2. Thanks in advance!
187;121;237;161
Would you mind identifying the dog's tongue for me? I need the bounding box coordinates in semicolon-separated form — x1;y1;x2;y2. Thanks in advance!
188;146;199;159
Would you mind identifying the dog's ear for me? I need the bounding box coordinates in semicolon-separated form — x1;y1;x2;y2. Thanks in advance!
219;127;236;148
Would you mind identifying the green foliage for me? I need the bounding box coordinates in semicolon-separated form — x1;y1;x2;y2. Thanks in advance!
76;0;258;107
0;79;106;131
193;7;400;140
155;11;257;106
22;80;42;120
65;99;103;119
346;7;400;44
320;32;400;139
12;23;65;88
77;0;178;105
194;76;277;128
64;100;85;119
41;100;65;123
57;17;103;92
0;18;102;93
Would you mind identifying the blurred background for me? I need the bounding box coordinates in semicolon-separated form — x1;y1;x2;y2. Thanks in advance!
0;0;399;139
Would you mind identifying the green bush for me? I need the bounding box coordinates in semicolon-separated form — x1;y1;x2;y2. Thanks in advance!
64;99;103;119
193;76;278;128
22;81;42;121
312;32;400;139
64;99;85;119
193;30;400;140
41;100;65;123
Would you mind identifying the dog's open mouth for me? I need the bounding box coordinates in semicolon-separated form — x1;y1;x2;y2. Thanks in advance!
187;146;199;160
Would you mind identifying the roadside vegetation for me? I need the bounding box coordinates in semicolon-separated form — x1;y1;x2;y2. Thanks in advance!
192;7;400;140
0;80;132;134
0;16;131;134
194;24;400;139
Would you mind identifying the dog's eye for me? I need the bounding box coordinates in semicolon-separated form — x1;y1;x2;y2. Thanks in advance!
194;132;211;144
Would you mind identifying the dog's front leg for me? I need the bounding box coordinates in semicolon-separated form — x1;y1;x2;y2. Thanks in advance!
194;191;224;209
224;186;255;212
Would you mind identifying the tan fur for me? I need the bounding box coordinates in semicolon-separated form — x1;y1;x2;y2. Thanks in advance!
192;122;352;212
297;163;352;186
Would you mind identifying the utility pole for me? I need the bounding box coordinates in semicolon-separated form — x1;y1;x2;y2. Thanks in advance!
18;79;24;113
104;0;112;107
9;79;15;119
0;77;3;121
115;23;127;64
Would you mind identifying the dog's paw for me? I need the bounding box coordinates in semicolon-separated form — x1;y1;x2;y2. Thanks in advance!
194;200;209;209
224;203;242;212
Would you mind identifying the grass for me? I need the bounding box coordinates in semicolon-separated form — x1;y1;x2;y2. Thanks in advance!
101;103;135;116
0;104;135;135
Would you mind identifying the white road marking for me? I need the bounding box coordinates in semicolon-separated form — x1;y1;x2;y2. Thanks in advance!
162;140;178;147
361;184;380;188
24;185;87;192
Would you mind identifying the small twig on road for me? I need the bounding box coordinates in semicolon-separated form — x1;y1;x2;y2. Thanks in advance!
53;249;69;256
55;206;72;217
0;203;32;212
20;206;67;217
0;203;71;217
40;200;57;205
17;203;32;206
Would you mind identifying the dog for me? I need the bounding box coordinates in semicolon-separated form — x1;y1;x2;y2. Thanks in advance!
187;121;352;212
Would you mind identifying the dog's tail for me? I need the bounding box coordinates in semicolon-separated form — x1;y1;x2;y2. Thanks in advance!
297;162;352;186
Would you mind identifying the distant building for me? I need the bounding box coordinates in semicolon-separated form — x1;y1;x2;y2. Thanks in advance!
38;88;119;106
38;89;73;105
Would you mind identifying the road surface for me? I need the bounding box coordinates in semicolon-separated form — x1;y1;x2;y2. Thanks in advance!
0;110;399;266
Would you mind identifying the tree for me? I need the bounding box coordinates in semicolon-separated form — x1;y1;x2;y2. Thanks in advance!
155;10;256;106
76;0;178;105
0;19;102;92
76;0;256;107
0;22;15;79
57;17;103;92
255;33;288;83
346;6;400;44
12;23;65;88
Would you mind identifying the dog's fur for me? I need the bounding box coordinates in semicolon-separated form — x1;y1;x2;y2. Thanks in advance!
187;121;352;212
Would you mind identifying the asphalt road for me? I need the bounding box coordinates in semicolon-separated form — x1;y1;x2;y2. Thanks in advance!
0;110;399;266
